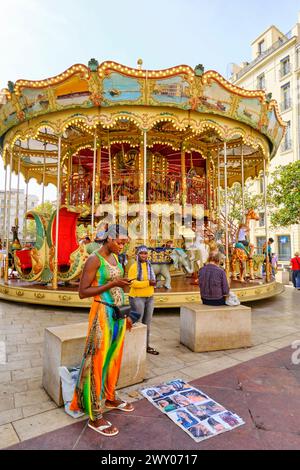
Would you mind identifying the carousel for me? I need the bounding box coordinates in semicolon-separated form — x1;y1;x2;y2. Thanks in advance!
0;59;286;308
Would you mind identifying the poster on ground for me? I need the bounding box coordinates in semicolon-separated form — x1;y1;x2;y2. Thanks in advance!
140;379;244;442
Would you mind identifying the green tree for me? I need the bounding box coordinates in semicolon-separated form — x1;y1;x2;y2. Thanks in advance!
24;201;55;240
267;161;300;227
219;183;264;239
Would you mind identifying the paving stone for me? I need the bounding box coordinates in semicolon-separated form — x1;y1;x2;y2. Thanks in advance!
27;378;43;391
0;397;15;413
22;401;58;419
7;351;41;362
12;366;42;381
0;380;28;397
0;408;23;426
183;356;241;379
0;360;31;372
14;388;53;408
0;371;11;383
12;408;76;441
0;424;20;449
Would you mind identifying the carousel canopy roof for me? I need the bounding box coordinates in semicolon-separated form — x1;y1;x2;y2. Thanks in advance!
0;60;286;187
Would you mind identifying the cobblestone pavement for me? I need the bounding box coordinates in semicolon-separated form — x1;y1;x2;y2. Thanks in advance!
0;286;299;448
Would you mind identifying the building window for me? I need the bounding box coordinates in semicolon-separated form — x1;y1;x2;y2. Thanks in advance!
256;237;266;254
281;83;291;111
281;121;292;152
258;40;266;55
257;73;266;90
277;235;291;261
258;212;265;227
280;56;290;77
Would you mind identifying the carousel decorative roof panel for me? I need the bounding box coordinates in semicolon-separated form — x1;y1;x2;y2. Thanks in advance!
0;61;286;156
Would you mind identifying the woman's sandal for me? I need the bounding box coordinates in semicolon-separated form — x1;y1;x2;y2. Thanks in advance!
147;347;159;355
88;420;119;436
105;400;135;412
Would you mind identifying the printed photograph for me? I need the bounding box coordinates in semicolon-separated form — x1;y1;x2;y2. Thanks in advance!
186;404;211;421
170;393;191;407
154;397;180;413
166;379;191;391
188;422;214;439
205;417;227;433
180;389;210;403
219;411;242;428
172;410;199;429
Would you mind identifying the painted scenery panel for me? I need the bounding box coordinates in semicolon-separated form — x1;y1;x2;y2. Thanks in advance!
151;76;190;105
54;76;91;109
0;100;17;133
266;109;279;139
198;81;232;114
103;73;142;102
20;88;50;118
273;124;285;149
236;97;261;127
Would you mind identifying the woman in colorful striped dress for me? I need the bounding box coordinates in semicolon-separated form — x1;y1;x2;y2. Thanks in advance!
70;225;134;436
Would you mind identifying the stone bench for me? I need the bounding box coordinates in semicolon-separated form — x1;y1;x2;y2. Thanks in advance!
180;303;252;352
42;322;147;406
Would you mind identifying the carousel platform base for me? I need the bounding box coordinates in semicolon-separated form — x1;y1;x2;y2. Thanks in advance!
0;275;284;309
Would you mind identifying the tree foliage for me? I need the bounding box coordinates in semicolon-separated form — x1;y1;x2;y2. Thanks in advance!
267;161;300;228
24;201;55;240
219;183;264;231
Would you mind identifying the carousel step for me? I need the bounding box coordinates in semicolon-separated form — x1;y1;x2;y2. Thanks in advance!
42;321;147;406
180;303;252;352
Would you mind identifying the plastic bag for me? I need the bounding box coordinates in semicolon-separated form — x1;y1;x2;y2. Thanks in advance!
225;290;241;306
58;366;85;418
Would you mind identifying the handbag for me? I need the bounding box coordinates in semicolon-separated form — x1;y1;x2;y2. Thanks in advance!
95;300;140;323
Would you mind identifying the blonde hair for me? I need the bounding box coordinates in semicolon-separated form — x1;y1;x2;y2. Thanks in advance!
295;252;300;257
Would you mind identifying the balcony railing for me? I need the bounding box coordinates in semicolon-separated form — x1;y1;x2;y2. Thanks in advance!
280;64;291;78
234;31;294;81
280;98;292;112
61;171;210;208
257;81;266;91
281;140;292;152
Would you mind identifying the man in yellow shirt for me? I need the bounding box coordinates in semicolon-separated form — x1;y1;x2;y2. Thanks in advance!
128;246;159;355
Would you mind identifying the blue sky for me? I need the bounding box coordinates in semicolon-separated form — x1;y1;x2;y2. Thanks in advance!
1;0;300;198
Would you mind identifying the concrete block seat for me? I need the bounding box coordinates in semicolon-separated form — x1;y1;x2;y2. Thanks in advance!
180;303;252;352
43;322;147;406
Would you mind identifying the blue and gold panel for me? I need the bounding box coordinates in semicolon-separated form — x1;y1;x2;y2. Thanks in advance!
151;76;190;105
103;73;142;102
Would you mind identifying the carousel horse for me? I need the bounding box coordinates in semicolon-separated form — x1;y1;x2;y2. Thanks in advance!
230;208;260;282
47;206;89;282
14;211;49;281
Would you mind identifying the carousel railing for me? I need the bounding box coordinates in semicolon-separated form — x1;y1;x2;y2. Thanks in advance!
63;171;209;207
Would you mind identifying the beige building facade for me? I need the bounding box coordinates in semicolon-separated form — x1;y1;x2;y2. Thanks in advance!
231;12;300;264
0;189;39;242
